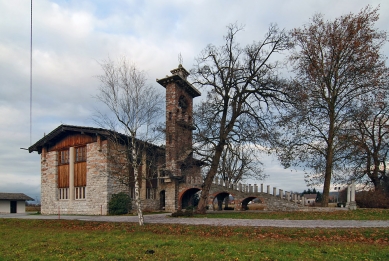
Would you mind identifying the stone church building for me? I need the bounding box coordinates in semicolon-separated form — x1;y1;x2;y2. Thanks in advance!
29;65;203;215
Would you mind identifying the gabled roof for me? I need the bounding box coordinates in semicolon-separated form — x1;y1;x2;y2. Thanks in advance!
304;194;317;199
28;125;112;153
28;124;165;155
0;193;33;201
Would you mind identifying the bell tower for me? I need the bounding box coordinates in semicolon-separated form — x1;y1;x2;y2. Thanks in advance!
157;64;201;211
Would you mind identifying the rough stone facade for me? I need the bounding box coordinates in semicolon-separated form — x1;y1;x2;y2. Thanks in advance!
40;139;111;215
40;150;59;214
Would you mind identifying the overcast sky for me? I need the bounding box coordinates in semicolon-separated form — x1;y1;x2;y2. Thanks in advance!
1;0;388;202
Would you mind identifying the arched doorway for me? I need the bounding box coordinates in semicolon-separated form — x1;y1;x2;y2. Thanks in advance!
160;190;166;210
181;188;201;210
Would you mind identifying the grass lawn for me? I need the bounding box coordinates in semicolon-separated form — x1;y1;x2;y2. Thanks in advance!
194;208;389;220
0;218;388;260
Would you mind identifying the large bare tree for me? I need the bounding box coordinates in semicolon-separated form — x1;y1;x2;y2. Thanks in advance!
345;92;389;194
191;23;290;213
215;142;265;185
95;57;164;225
277;6;388;206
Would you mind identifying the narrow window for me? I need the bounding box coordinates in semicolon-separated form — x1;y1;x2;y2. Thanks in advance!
59;150;69;165
76;146;86;162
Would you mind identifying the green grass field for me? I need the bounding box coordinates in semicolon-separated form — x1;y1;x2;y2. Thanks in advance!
195;208;389;220
1;211;389;261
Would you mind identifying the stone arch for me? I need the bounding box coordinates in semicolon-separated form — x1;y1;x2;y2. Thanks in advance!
241;197;258;211
180;188;201;210
212;191;233;211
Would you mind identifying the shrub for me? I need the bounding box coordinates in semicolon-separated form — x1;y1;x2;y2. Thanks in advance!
356;190;389;209
108;192;131;215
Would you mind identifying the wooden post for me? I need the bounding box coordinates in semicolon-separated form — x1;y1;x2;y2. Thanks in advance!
69;147;75;201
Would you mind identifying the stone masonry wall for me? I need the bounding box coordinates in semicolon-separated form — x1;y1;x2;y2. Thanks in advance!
41;140;111;215
40;150;59;215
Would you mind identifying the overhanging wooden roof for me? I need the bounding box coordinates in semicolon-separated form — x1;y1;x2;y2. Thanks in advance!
28;124;165;155
28;125;112;154
0;193;33;201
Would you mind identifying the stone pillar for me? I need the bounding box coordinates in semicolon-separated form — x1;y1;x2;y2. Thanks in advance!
301;196;305;206
273;187;277;197
261;184;264;193
286;191;290;201
279;189;283;199
164;182;177;212
254;184;258;193
249;184;253;193
267;185;270;194
238;183;242;192
351;181;356;202
347;185;351;203
349;180;357;210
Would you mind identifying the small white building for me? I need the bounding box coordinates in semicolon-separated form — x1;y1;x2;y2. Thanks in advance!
304;194;317;206
0;193;33;214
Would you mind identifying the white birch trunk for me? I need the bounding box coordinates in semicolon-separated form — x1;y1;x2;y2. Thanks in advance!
132;138;144;226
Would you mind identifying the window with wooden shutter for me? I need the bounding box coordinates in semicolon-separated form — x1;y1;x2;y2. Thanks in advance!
59;150;69;165
76;146;86;162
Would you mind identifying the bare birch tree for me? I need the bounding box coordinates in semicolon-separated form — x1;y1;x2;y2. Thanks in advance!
95;57;164;225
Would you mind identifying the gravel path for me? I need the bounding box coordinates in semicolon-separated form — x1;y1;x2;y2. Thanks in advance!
1;213;389;228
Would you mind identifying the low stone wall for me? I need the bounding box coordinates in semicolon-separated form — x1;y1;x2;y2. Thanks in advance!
257;193;301;211
134;199;160;212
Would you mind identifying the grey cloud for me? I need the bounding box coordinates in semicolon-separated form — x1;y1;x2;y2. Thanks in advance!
1;0;388;199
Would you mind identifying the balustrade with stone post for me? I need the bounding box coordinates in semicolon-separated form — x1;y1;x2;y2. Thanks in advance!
286;191;290;201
